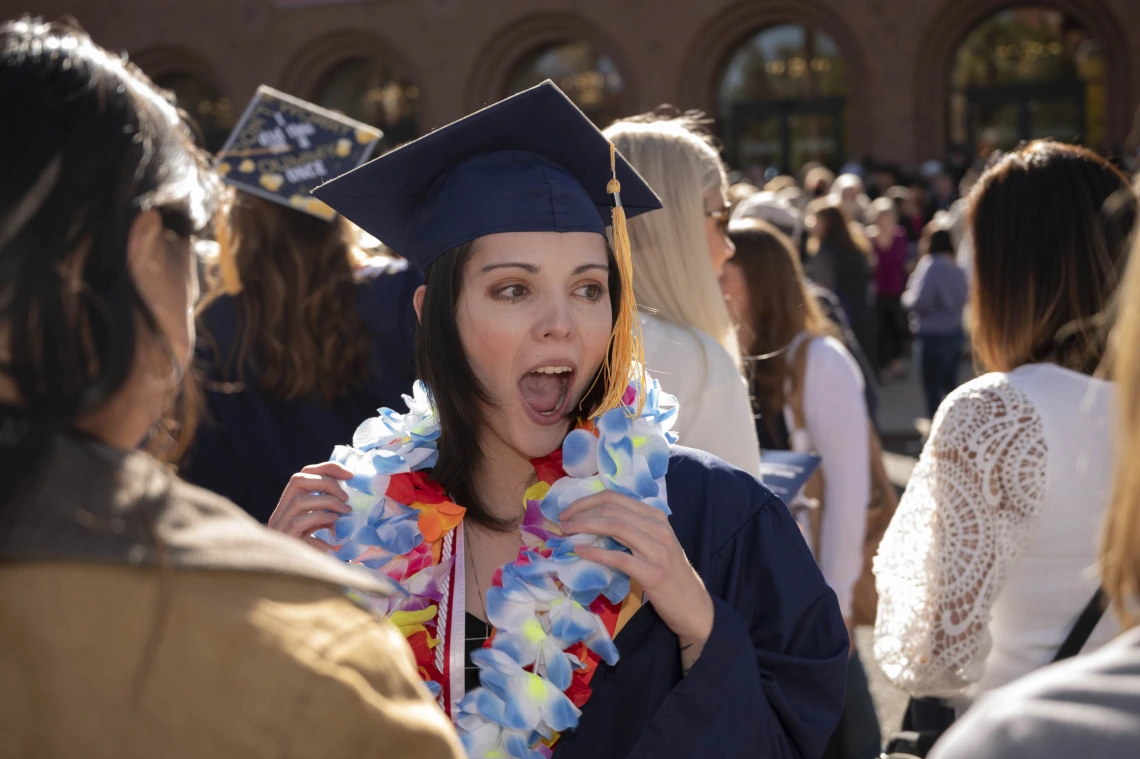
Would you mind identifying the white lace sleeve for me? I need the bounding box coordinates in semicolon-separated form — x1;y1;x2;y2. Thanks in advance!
872;375;1047;698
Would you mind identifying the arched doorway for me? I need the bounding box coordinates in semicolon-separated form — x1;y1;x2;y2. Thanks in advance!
505;40;625;128
718;23;850;178
310;57;420;150
950;6;1107;158
154;73;235;153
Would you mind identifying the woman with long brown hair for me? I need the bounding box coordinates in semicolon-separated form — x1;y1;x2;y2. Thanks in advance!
183;191;421;521
722;219;878;759
806;199;877;368
923;175;1140;759
873;142;1136;728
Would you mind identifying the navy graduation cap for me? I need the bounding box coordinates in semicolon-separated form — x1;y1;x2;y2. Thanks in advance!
311;80;661;271
314;79;662;416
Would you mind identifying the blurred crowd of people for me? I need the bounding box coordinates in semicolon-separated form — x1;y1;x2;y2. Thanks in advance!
8;15;1140;759
726;154;981;419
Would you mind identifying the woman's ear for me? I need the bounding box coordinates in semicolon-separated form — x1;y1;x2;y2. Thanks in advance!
127;209;166;298
413;284;426;323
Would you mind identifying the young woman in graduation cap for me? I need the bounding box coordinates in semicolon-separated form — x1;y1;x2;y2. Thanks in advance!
269;82;848;759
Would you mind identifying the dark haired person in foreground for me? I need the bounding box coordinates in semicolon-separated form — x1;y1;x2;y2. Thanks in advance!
269;82;848;758
0;18;461;758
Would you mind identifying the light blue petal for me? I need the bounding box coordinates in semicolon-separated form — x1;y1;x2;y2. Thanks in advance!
626;454;660;499
417;448;439;471
332;541;366;562
542;686;582;732
491;630;538;666
461;722;504;757
639;435;672;480
584;630;620;665
540;639;573;691
548;599;596;645
367;448;414;475
485;586;538;631
332;510;369;541
548;477;605;522
499;683;542;731
561;428;599;478
596;407;631;438
475;688;510;727
554;555;614;601
502;730;546;759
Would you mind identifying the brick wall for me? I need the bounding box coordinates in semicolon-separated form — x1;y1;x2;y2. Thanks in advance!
5;0;1139;166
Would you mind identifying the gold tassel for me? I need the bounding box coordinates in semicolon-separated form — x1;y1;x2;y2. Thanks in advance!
596;142;645;417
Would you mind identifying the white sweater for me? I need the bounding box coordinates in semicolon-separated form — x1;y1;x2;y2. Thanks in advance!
782;332;871;619
873;364;1119;707
641;314;762;478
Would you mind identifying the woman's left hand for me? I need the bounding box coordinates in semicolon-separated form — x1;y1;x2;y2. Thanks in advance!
559;492;714;660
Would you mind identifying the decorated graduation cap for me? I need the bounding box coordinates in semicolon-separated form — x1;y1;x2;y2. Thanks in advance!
216;85;382;221
313;80;662;415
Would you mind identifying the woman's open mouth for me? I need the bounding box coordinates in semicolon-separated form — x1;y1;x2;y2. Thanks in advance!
519;364;576;425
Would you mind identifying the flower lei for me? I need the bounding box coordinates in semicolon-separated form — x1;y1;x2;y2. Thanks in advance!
315;373;678;758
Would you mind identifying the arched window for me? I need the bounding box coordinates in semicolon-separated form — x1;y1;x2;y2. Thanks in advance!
950;7;1106;156
155;73;235;153
311;58;420;149
506;40;624;127
719;24;850;176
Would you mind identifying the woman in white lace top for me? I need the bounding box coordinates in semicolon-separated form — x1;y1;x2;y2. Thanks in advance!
873;141;1137;710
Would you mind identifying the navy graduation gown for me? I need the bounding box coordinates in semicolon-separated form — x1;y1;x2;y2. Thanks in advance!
182;264;421;522
553;446;848;759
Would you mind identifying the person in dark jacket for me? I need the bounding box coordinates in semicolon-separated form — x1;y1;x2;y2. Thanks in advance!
805;198;878;372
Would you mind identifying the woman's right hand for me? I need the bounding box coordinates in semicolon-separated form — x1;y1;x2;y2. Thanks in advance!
267;461;353;551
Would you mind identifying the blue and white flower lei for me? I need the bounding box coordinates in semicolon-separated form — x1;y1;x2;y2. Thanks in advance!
320;371;678;758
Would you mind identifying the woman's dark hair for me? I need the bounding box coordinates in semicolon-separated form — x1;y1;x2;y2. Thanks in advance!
0;18;217;509
810;198;873;262
921;227;954;257
198;192;370;403
969;140;1136;374
416;239;623;531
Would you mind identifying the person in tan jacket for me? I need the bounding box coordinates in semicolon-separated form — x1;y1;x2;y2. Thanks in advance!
0;17;462;759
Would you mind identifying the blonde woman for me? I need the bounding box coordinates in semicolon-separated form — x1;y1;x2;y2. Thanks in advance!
604;114;762;476
926;190;1140;759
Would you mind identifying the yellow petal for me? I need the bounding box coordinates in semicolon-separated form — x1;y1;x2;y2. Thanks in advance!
525;481;551;502
390;605;438;628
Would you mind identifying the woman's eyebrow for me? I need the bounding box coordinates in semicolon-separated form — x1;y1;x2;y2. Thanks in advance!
479;262;609;275
480;262;539;274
